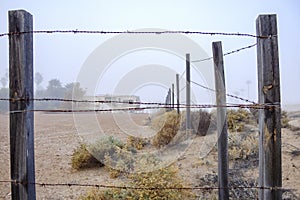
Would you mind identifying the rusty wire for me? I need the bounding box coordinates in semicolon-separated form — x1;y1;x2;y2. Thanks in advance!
5;103;279;114
0;30;276;38
0;97;279;113
0;180;294;192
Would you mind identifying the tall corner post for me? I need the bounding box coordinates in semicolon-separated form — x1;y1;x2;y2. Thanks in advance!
256;14;282;200
9;10;36;200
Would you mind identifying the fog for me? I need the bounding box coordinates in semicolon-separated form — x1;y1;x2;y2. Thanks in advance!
0;0;300;108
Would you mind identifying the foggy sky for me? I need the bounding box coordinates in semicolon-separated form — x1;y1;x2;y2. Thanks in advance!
0;0;299;106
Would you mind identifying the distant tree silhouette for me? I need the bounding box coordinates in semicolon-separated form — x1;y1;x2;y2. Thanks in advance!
34;72;43;90
0;72;8;88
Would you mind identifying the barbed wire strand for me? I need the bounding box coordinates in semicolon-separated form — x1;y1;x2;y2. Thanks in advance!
0;180;295;192
179;85;186;93
0;30;276;38
191;43;257;63
0;97;257;106
6;103;279;114
179;70;186;80
190;80;257;104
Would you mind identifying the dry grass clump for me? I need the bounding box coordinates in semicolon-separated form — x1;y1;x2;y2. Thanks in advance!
151;110;180;148
126;136;147;150
72;136;160;178
79;165;195;200
228;132;259;160
71;136;134;173
71;143;103;170
90;137;136;175
227;108;254;132
281;110;290;128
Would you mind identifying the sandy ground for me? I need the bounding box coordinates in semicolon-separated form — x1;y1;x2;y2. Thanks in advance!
0;111;299;199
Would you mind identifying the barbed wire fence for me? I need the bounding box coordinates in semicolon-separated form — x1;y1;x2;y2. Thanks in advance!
0;29;276;38
0;10;297;200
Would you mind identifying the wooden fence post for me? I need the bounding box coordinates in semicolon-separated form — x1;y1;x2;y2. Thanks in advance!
9;10;36;200
176;74;180;114
212;41;229;200
165;88;171;111
172;83;175;110
186;53;191;129
256;14;282;200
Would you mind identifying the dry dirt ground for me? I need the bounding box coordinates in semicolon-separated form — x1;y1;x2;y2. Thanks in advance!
0;111;300;199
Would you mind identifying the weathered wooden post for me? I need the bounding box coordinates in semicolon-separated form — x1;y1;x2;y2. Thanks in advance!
213;41;229;200
172;83;175;110
9;10;36;200
165;88;171;111
256;14;282;200
186;53;191;129
176;74;180;114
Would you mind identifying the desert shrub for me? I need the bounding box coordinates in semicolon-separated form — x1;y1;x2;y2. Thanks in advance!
79;188;125;200
80;165;195;200
71;136;135;171
88;136;125;160
71;144;103;170
152;110;180;148
228;131;258;160
227;108;253;132
133;154;162;173
90;137;135;174
126;136;147;150
198;172;258;199
281;110;290;128
127;165;195;200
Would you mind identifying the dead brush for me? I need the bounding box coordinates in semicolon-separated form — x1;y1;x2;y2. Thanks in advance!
126;136;147;150
71;143;103;170
228;131;259;160
227;108;254;132
79;165;195;200
151;110;181;148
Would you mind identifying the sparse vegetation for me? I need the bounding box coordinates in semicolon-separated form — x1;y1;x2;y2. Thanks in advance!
71;108;298;199
126;136;147;150
228;131;259;160
227;108;254;132
79;165;195;200
151;110;181;148
71;144;103;170
281;110;290;128
71;136;133;172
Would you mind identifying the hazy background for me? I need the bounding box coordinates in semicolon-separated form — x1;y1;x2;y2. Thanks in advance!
0;0;299;108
